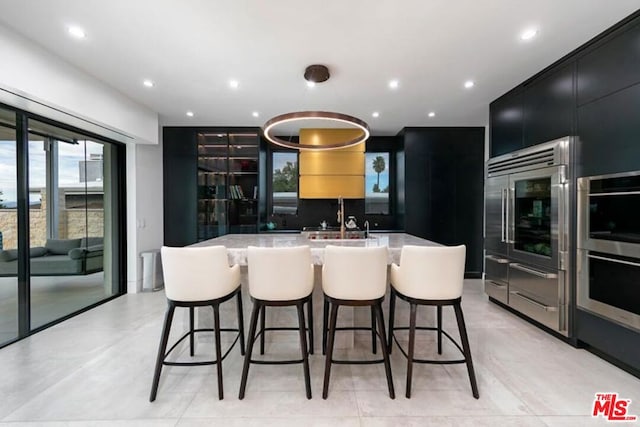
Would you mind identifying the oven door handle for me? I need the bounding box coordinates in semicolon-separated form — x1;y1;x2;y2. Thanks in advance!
485;255;509;264
510;291;557;312
588;254;640;268
510;263;558;279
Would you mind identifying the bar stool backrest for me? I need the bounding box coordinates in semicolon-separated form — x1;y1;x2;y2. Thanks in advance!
392;245;466;300
161;245;240;302
322;245;388;300
247;245;314;301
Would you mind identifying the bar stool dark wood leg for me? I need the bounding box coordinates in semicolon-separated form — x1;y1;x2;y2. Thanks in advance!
189;306;195;357
406;302;417;398
374;302;395;399
322;302;339;399
259;305;266;355
454;302;479;399
236;291;245;355
297;302;312;399
387;289;396;354
437;305;443;355
371;306;377;354
213;304;223;400
239;302;261;400
322;299;329;355
307;297;314;355
150;304;176;402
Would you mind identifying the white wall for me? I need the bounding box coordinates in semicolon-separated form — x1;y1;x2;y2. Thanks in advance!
0;24;158;145
0;23;163;292
126;141;164;293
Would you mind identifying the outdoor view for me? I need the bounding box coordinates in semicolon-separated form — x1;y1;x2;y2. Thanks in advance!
365;152;390;214
0;114;118;345
272;152;298;215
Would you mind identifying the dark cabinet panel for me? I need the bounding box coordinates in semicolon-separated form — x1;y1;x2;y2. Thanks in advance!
578;82;640;177
576;309;640;373
163;128;197;246
403;128;484;275
577;22;640;106
523;63;575;147
489;89;523;157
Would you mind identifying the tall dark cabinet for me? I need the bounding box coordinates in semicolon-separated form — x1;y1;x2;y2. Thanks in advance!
400;127;485;277
487;10;640;374
164;127;261;247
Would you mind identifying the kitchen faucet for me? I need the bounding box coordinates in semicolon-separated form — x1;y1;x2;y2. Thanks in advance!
364;220;370;238
337;196;345;239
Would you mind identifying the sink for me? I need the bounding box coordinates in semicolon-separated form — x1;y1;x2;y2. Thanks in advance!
301;228;368;240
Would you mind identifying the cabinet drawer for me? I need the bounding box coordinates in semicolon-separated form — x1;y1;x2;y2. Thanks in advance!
509;288;559;331
485;254;509;283
508;263;560;307
485;279;508;304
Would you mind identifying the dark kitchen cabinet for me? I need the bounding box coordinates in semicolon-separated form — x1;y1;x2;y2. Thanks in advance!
578;81;640;177
402;128;484;276
523;63;575;147
163;128;198;247
489;88;523;157
577;21;640;106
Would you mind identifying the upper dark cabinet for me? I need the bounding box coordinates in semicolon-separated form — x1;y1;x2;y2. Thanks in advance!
523;63;575;147
577;22;640;106
489;89;523;157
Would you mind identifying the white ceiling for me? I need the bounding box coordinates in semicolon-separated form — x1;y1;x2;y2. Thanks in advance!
0;1;639;136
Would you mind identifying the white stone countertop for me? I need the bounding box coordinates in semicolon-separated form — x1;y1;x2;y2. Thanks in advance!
191;233;441;265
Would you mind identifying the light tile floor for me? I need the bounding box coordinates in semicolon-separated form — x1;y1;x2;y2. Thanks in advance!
0;280;638;426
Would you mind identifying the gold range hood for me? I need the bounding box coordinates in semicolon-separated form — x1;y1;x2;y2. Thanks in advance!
298;128;366;199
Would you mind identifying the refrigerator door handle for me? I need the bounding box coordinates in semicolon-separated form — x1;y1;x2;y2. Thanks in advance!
501;188;506;242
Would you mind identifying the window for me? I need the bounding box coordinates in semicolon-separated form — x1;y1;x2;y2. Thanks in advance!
365;152;390;214
272;152;298;215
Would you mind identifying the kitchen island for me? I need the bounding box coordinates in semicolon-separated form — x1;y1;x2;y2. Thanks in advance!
191;232;440;264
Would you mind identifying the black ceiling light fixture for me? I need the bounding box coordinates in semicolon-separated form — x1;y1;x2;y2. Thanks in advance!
304;64;330;84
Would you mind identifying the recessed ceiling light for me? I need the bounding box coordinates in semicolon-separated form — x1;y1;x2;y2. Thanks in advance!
306;81;316;88
520;28;538;41
252;111;259;118
389;79;399;89
186;111;194;117
464;80;475;89
229;80;239;89
67;26;86;39
428;112;435;118
143;79;154;88
372;112;380;118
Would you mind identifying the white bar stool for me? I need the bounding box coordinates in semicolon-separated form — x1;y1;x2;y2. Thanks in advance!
322;245;395;399
150;245;245;401
239;245;315;399
388;244;479;399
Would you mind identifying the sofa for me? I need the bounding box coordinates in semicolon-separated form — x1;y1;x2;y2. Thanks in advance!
0;237;103;276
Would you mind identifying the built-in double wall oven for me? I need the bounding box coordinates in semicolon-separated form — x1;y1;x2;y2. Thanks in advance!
485;137;573;336
578;171;640;332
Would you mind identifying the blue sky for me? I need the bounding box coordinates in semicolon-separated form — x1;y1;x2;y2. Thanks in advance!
0;139;103;204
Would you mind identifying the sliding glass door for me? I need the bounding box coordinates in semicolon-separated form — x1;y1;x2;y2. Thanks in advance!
0;107;125;347
0;108;18;344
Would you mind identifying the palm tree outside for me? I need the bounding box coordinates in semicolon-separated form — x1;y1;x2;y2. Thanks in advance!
372;155;386;192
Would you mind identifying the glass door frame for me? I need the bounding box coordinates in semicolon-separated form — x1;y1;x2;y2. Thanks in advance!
508;165;566;271
0;102;127;348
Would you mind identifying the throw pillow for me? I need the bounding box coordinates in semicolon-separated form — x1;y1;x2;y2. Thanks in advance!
0;249;18;262
45;238;81;255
